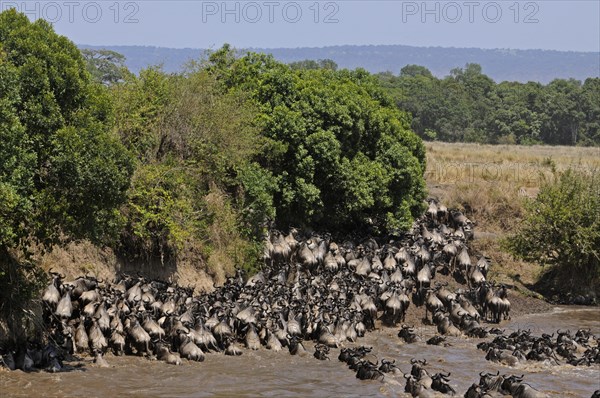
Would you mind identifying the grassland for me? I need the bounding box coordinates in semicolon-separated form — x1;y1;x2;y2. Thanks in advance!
425;142;600;300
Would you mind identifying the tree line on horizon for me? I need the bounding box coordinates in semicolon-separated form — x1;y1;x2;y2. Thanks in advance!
87;50;600;147
377;63;599;146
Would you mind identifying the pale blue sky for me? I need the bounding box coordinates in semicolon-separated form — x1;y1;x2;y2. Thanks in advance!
3;1;599;51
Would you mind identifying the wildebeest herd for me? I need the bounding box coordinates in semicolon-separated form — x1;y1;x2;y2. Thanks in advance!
1;199;598;397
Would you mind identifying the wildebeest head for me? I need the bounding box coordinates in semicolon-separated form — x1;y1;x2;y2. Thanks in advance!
485;347;501;361
500;374;524;394
479;370;503;391
410;358;428;378
378;359;398;373
431;372;455;394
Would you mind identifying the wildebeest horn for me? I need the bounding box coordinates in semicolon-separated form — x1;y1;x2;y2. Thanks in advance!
411;358;418;364
479;371;485;377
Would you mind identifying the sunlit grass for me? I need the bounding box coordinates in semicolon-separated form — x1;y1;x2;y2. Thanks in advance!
426;142;599;228
424;142;599;290
426;142;599;189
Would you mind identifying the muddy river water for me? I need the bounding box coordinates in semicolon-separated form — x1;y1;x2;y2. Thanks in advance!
1;306;598;397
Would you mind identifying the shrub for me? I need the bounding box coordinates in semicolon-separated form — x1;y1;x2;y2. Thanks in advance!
114;66;265;272
504;169;600;296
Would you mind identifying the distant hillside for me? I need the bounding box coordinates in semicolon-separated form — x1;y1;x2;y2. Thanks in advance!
79;44;599;83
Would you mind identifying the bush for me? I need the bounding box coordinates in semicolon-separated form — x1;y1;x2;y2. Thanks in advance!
206;46;427;233
113;66;265;272
504;169;600;297
0;10;133;250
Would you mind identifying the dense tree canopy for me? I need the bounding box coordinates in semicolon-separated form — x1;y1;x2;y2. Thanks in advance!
0;9;133;250
205;46;426;232
378;64;600;146
289;59;338;71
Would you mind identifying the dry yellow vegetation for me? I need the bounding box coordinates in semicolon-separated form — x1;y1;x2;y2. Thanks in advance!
425;142;599;296
425;142;599;231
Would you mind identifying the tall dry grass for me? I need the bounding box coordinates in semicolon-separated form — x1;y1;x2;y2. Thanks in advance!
425;142;599;232
425;142;599;291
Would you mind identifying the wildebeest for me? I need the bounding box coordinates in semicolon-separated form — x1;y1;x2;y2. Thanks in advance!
501;375;548;398
485;347;519;366
431;372;456;395
398;325;421;343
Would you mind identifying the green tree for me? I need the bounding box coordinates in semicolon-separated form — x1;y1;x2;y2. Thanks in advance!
400;64;433;78
449;63;495;141
488;81;543;144
205;47;426;233
82;48;131;86
378;63;600;146
0;10;133;251
578;78;600;146
378;65;476;142
504;169;600;297
540;79;585;145
289;59;338;71
113;65;267;267
112;67;171;161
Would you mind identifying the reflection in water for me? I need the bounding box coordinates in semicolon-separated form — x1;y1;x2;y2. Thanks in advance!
1;307;598;397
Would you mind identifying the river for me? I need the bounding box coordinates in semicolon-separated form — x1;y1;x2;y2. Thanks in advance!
1;306;598;397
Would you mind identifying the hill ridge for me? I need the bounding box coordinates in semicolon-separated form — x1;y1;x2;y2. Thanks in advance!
78;43;600;83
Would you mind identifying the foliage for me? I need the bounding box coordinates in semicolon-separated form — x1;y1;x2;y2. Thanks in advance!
504;169;600;293
0;9;133;250
120;163;201;262
112;64;263;270
82;48;131;86
205;47;427;233
377;64;600;146
289;59;338;71
112;67;172;161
